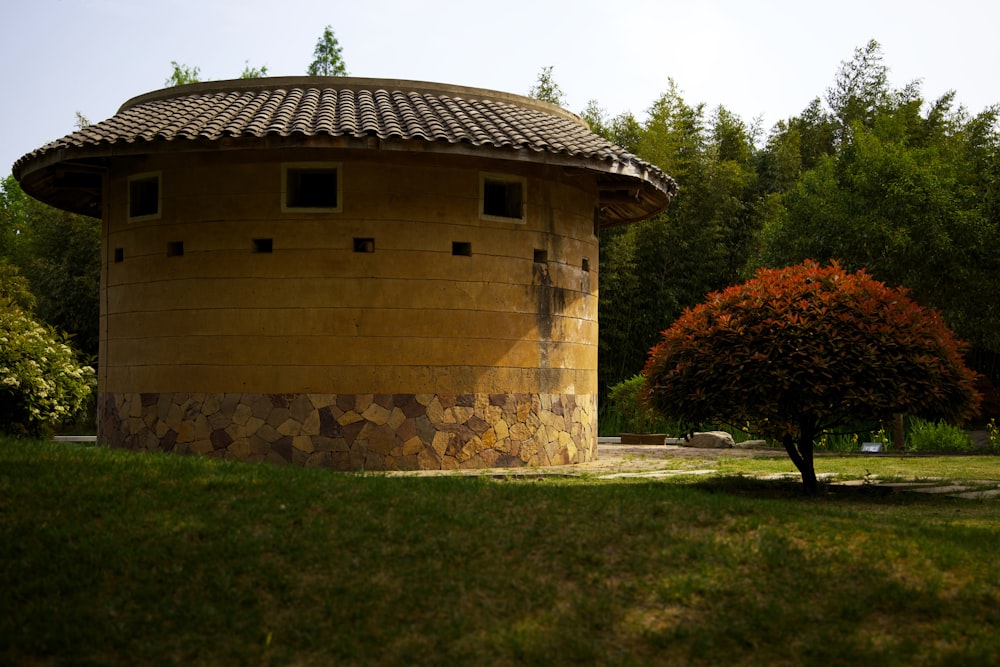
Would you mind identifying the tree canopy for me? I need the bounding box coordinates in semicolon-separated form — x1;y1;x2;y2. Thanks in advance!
306;25;348;76
528;66;566;106
643;261;981;492
592;40;1000;422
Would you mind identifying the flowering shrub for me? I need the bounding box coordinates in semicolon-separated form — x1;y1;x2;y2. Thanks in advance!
644;261;981;492
0;299;95;435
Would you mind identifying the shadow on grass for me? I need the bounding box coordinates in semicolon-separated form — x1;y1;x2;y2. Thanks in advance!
689;474;911;501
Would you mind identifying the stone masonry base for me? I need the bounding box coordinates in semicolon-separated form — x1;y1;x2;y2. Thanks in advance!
97;392;596;469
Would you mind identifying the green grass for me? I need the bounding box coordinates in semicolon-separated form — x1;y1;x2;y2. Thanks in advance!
2;438;999;666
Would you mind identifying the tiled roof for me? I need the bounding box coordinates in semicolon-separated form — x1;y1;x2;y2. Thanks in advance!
14;77;676;224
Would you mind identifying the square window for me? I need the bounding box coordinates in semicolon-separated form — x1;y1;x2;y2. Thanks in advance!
452;241;472;256
282;163;342;212
166;241;184;257
128;172;161;221
480;173;525;222
533;249;548;263
252;238;273;254
353;238;375;253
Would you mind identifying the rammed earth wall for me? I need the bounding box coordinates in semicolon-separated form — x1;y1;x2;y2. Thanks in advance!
98;391;596;469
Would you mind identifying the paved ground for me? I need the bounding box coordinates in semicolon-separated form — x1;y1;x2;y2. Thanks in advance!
390;438;1000;500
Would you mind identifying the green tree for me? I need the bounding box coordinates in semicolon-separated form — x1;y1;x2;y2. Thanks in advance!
598;83;761;406
165;61;201;86
0;176;100;360
643;262;980;493
0;262;95;435
239;61;269;79
528;66;566;106
306;26;348;76
756;75;1000;361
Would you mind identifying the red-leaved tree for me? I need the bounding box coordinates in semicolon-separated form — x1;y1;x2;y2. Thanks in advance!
643;261;981;493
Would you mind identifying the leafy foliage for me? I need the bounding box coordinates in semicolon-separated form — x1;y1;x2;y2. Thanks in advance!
754;41;1000;361
605;375;676;434
239;61;269;79
643;261;981;492
306;25;348;76
165;61;200;86
0;265;95;435
596;40;1000;428
596;83;762;405
0;176;100;359
905;417;974;453
528;66;566;106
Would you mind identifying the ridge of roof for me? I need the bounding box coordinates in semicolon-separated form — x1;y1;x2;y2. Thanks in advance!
118;77;589;126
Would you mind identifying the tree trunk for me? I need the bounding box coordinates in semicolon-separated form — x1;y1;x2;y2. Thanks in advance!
782;431;818;495
892;413;905;451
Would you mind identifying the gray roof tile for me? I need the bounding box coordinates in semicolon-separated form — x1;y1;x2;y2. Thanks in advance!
14;77;676;224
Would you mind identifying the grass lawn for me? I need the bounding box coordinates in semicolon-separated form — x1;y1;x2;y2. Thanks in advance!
2;438;998;666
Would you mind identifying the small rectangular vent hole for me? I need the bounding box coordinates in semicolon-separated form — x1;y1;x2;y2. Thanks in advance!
252;238;273;254
582;257;590;272
353;238;375;253
533;249;548;263
113;248;124;263
166;241;184;257
452;241;472;256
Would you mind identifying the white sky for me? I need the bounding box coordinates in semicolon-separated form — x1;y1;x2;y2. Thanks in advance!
2;0;998;175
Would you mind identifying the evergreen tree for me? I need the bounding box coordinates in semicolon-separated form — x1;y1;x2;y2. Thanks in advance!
306;26;348;76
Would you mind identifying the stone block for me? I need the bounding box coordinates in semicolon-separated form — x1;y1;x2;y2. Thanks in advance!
177;420;195;444
232;403;253;426
367;424;397;456
277;418;302;437
157;394;173;422
220;393;242;417
415;416;435;445
431;431;452;457
686;431;734;449
396;417;417;443
210;428;233;450
337;410;364;426
308;394;336;410
336;394;355;413
227;439;251;459
245;416;265;436
362;402;392;426
305;451;332;468
301;409;321;436
200;394;221;416
266;407;290;428
354;394;374;414
208;410;230;431
402;436;424;456
425;397;445;424
289;394;314;424
417;447;440;469
293;435;315;453
256;423;282;443
388;407;407;431
249;436;271;455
